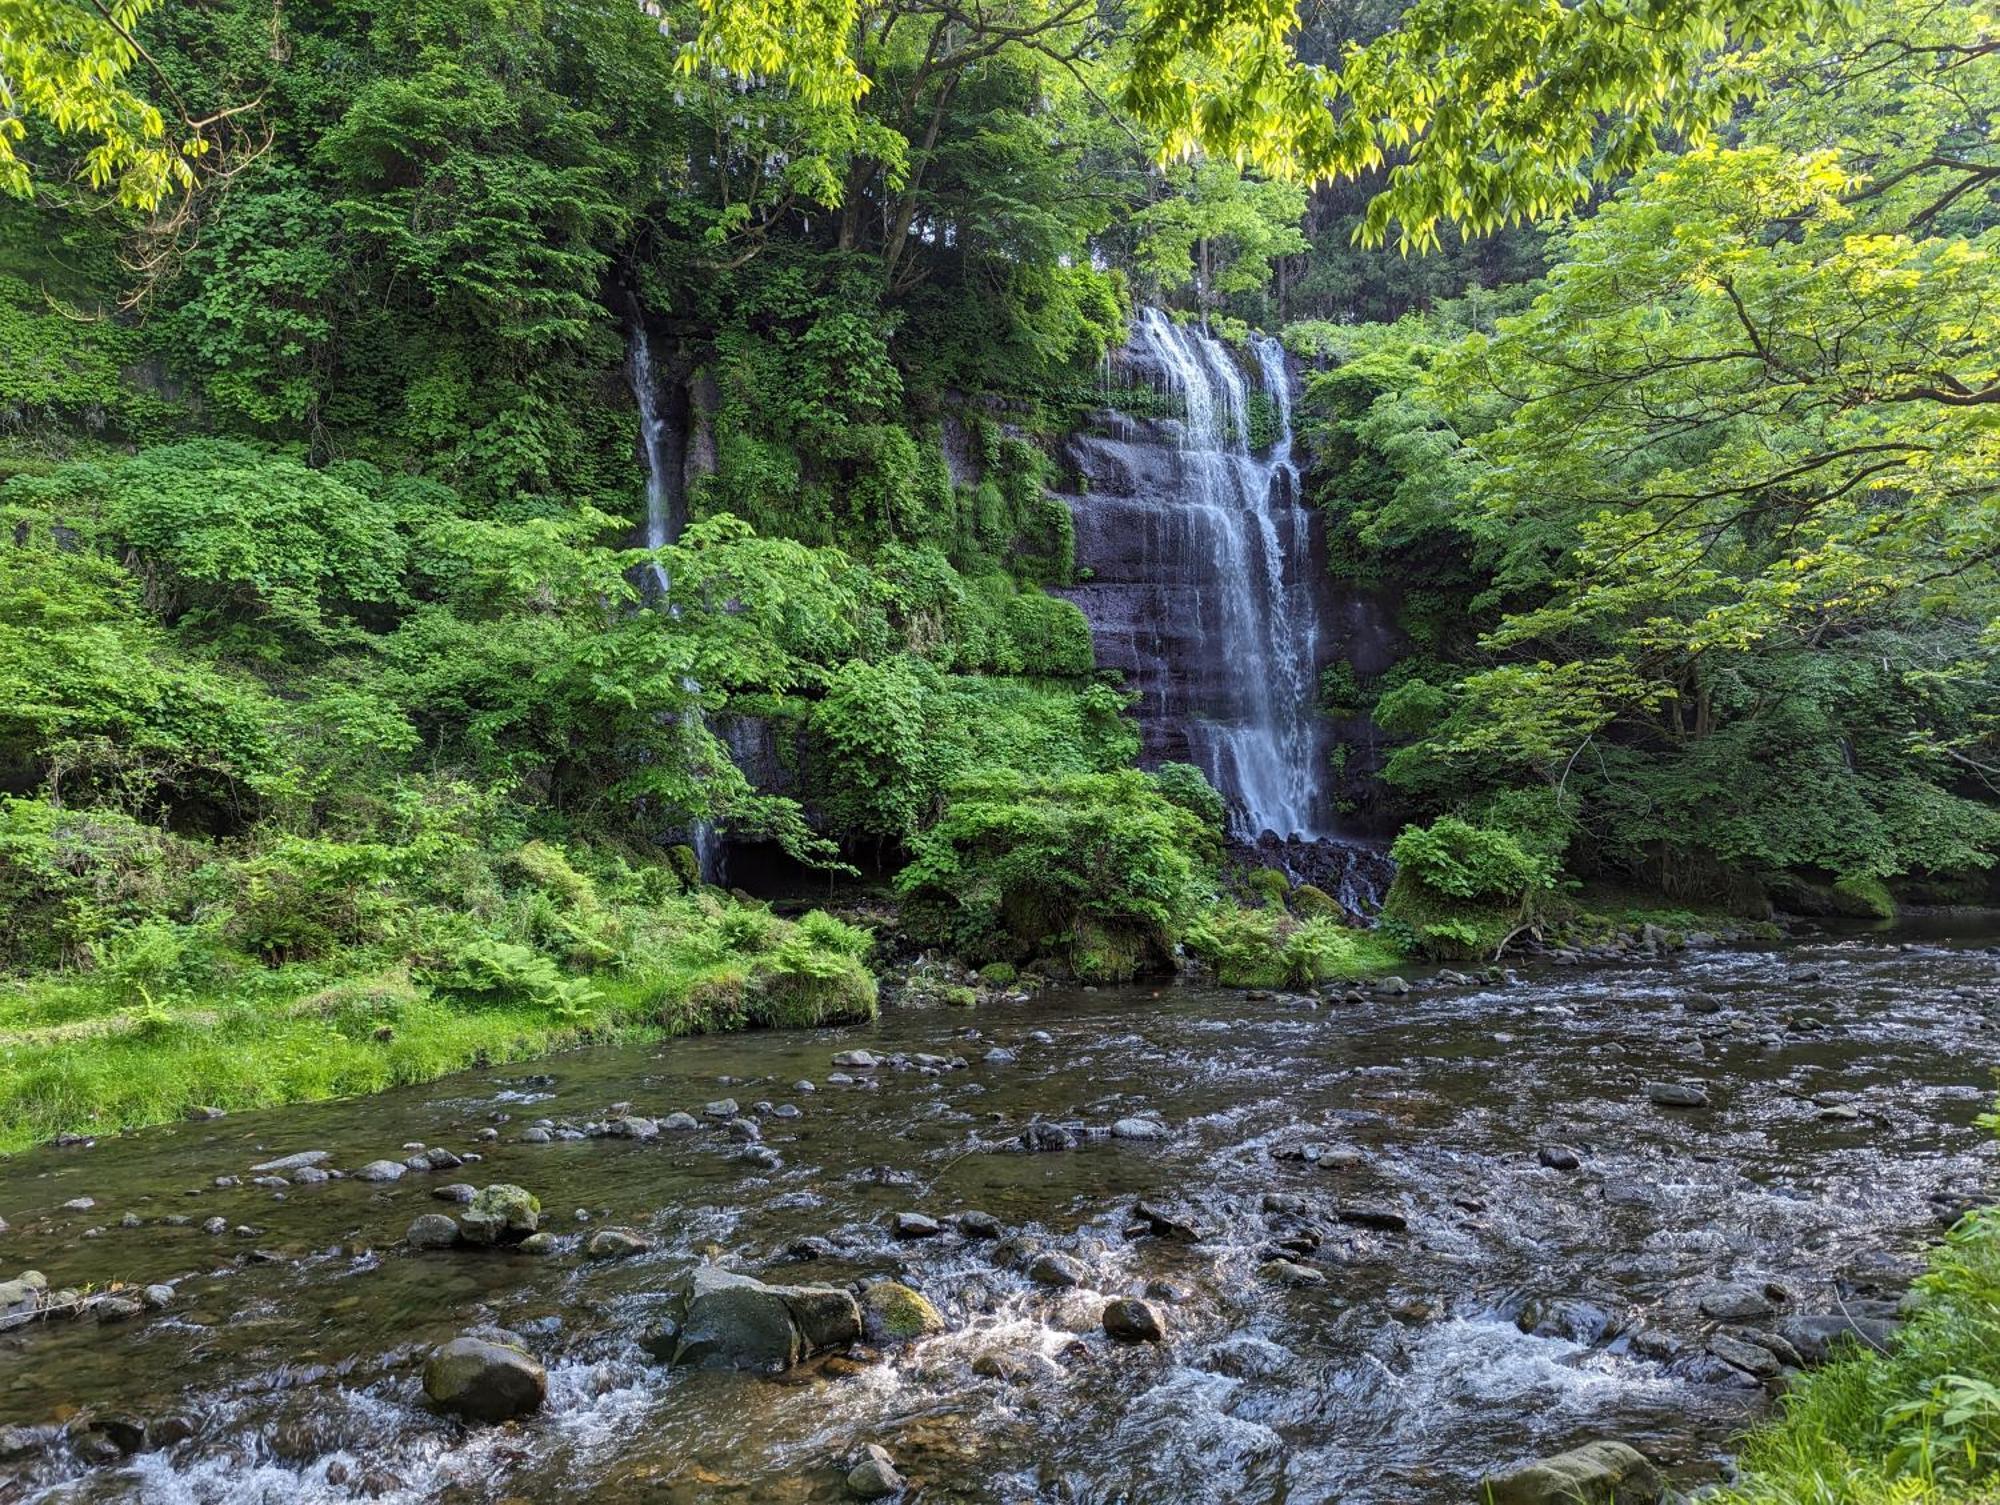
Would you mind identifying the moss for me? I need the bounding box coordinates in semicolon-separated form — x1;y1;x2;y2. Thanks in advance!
1833;874;1896;920
1246;867;1290;906
1377;869;1523;961
746;955;878;1029
1070;918;1159;983
859;1282;945;1344
1184;904;1405;987
1290;883;1341;920
977;961;1018;987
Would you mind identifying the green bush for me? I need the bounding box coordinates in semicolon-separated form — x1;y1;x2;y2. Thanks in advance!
895;768;1215;981
1184;905;1397;987
1381;815;1555;960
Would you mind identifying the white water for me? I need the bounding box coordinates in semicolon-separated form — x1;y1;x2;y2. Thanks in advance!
1134;308;1322;840
626;319;718;883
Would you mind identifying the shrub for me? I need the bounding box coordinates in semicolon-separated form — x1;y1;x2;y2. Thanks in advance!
1152;762;1227;830
895;768;1214;981
1381;815;1555;960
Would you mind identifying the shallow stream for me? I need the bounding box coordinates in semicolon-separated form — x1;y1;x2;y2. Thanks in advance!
3;927;1998;1503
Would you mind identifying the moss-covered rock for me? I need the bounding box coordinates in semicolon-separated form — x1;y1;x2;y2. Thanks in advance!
458;1184;540;1246
1290;883;1341;920
859;1281;946;1343
746;954;877;1028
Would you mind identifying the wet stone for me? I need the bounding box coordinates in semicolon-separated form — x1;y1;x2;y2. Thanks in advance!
892;1212;941;1239
1027;1252;1088;1289
1259;1259;1325;1287
1101;1298;1164;1343
956;1210;1002;1239
1647;1082;1710;1109
659;1112;699;1132
1697;1282;1775;1322
845;1443;905;1499
1538;1145;1582;1171
434;1183;477;1204
586;1227;653;1259
423;1336;547;1423
406;1213;461;1250
1480;1441;1662;1505
353;1160;406;1182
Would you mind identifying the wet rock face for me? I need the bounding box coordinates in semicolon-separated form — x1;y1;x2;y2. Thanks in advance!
422;1337;546;1423
1479;1441;1662;1505
655;1266;862;1371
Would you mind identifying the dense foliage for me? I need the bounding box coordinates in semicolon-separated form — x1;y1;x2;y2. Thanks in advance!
1293;0;2000;931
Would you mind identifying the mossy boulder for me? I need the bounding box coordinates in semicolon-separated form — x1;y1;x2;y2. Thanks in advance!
1290;883;1341;920
859;1282;946;1344
458;1184;540;1246
746;955;878;1028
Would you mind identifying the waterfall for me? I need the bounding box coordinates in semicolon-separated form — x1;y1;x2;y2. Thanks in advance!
625;317;719;883
628;320;678;599
1123;308;1324;841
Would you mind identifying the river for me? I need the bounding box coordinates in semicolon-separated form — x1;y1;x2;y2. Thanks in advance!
2;926;1996;1502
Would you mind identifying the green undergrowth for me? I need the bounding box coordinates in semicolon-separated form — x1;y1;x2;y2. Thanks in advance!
0;800;877;1153
1716;1201;2000;1505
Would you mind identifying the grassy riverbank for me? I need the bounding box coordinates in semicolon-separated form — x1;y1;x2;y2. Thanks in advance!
1716;1205;2000;1504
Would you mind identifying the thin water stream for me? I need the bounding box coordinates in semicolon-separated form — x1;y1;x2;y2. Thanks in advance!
2;928;1997;1503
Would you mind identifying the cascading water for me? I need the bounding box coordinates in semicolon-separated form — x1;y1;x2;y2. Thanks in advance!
1065;309;1328;842
625;317;718;883
628;316;680;599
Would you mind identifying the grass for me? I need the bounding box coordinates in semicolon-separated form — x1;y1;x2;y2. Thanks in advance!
1714;1206;2000;1505
0;898;879;1156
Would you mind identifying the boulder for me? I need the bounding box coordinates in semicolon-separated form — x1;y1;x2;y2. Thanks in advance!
972;1348;1064;1385
1258;1259;1325;1287
1776;1312;1899;1366
406;1214;461;1250
1026;1252;1088;1289
458;1185;541;1247
845;1443;905;1499
1110;1118;1170;1141
353;1160;407;1183
859;1282;945;1344
891;1213;941;1240
585;1227;652;1260
1479;1441;1662;1505
1697;1283;1775;1323
955;1211;1002;1239
659;1113;699;1132
422;1336;546;1423
1102;1298;1164;1342
656;1266;861;1371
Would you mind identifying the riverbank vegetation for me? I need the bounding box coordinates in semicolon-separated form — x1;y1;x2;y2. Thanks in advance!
1717;1204;2000;1504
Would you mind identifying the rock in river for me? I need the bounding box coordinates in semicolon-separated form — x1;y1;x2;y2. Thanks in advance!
1479;1440;1662;1505
859;1282;945;1343
586;1227;652;1259
1026;1252;1088;1289
353;1160;406;1183
653;1266;861;1371
1647;1082;1710;1109
1777;1312;1899;1365
891;1212;941;1239
458;1185;540;1246
845;1443;905;1499
1101;1298;1164;1342
423;1336;546;1423
1697;1282;1775;1322
406;1213;461;1250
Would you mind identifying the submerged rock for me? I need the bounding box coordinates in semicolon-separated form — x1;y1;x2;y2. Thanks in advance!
1479;1440;1661;1505
859;1282;945;1343
1646;1082;1710;1109
972;1348;1063;1385
422;1336;546;1423
1258;1259;1325;1287
845;1443;905;1499
955;1211;1002;1239
251;1151;330;1173
653;1266;861;1371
